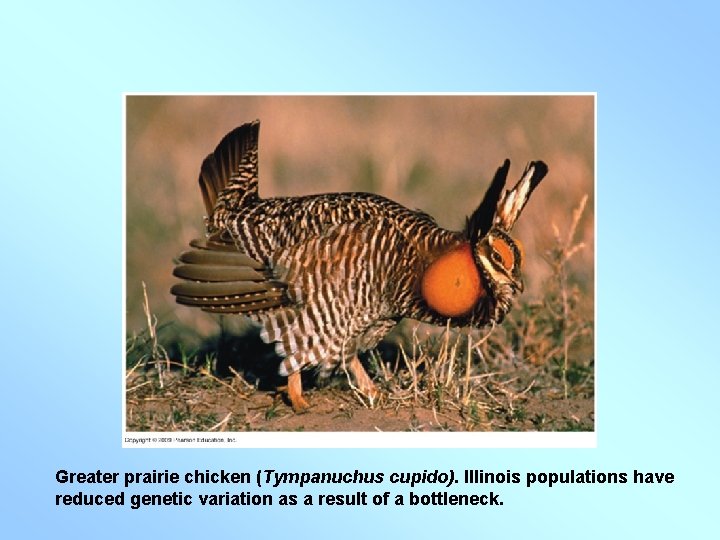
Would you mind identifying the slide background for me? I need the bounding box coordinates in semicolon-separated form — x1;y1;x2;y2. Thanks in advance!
2;1;717;537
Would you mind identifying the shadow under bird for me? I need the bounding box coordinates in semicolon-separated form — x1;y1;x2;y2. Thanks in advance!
171;121;547;411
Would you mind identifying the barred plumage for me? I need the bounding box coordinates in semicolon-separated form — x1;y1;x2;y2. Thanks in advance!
171;121;548;410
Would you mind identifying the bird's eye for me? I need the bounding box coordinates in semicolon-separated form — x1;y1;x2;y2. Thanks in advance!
491;251;503;265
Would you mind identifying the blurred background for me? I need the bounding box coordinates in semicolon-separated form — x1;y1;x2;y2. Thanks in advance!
126;95;594;346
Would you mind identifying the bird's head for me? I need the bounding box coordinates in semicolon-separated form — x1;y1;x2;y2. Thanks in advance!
421;159;547;323
466;159;547;322
471;226;524;321
420;159;546;323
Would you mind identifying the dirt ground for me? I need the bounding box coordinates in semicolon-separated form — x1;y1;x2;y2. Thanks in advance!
125;351;594;433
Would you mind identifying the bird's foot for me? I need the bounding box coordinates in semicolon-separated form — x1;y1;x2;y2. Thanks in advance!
348;356;379;406
282;371;309;412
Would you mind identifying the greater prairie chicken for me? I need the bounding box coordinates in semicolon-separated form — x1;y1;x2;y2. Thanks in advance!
171;121;547;411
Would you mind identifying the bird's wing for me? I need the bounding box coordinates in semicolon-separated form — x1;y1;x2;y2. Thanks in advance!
170;236;289;314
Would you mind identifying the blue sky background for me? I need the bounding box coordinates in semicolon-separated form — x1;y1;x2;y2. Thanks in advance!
1;1;718;537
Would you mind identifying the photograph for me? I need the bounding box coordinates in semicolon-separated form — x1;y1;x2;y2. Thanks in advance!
125;94;595;433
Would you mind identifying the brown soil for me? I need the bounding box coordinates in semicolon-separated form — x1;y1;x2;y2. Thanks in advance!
126;368;594;433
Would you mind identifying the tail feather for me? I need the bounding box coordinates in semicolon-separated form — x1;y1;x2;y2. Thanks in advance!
199;120;260;216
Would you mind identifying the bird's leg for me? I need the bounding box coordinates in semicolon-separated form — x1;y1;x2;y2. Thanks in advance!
286;371;309;412
348;356;378;402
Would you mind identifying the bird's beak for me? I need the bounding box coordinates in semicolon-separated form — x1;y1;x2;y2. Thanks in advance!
514;278;524;293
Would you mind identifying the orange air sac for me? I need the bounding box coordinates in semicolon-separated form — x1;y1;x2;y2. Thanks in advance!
420;243;484;317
